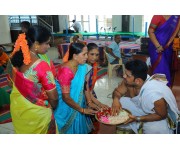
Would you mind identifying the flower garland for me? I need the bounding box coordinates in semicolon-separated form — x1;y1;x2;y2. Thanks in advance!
10;33;31;65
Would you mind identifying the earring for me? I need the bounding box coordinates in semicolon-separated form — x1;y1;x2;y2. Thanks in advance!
35;46;38;51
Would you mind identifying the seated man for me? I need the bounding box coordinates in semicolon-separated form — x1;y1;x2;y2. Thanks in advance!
106;34;123;76
0;45;9;75
71;20;82;33
113;59;180;134
107;34;121;64
98;59;180;134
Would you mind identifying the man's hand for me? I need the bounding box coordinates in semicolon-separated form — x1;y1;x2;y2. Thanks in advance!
124;114;136;124
111;99;122;116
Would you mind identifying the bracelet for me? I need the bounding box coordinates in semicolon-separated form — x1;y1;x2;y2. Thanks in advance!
156;45;161;49
82;108;86;114
81;108;85;114
87;101;92;105
136;116;141;122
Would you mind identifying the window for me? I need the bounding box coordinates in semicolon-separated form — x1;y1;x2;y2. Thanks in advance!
97;15;112;32
8;15;37;27
68;15;112;32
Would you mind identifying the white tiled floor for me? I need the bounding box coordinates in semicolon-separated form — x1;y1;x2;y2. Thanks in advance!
94;74;122;107
0;47;122;134
0;122;14;134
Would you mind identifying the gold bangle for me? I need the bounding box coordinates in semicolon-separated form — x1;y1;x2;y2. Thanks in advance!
156;45;161;49
82;108;85;114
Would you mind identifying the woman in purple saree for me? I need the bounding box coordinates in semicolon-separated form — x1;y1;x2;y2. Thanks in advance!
148;15;180;86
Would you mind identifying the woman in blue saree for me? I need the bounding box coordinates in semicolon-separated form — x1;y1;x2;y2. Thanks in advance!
54;43;97;134
148;15;180;86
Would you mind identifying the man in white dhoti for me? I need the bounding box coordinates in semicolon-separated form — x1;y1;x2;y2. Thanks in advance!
112;59;180;134
98;59;180;134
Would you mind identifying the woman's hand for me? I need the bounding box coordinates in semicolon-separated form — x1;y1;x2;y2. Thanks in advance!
156;45;164;53
88;102;101;111
90;96;109;110
83;108;98;115
97;102;109;110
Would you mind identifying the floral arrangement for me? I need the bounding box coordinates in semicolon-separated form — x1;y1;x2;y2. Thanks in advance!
10;33;31;65
100;115;110;123
96;108;130;125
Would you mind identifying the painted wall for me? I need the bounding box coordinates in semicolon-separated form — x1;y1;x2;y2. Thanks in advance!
110;15;143;33
129;15;143;32
0;15;11;44
112;15;122;32
58;15;68;32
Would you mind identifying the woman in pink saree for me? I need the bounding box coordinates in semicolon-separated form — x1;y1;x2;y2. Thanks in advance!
9;25;58;134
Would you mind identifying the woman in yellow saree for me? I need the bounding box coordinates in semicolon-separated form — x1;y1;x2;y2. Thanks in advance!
9;25;58;134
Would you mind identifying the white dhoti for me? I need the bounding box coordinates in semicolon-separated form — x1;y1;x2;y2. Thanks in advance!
118;75;180;134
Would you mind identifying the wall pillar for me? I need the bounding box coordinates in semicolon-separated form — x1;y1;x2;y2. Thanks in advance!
0;15;11;44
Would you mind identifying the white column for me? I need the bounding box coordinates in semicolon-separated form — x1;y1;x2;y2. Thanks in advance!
0;15;11;44
129;15;143;32
58;15;68;32
112;15;122;32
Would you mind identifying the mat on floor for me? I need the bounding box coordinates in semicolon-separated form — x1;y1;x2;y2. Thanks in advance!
0;73;12;93
97;67;107;80
0;105;12;124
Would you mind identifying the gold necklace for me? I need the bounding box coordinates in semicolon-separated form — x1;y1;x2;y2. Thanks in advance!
70;60;78;70
30;51;38;57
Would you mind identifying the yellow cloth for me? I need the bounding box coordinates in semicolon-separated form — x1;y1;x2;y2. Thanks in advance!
10;85;53;134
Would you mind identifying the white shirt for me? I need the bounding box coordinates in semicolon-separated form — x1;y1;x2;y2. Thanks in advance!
108;41;121;63
72;21;82;32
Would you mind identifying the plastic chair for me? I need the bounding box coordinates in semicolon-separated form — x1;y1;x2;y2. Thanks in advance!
103;48;125;78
